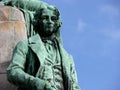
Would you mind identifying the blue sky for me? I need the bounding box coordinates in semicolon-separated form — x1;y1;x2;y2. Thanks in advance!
44;0;120;90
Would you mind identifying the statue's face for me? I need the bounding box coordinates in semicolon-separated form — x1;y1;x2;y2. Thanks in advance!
40;9;58;36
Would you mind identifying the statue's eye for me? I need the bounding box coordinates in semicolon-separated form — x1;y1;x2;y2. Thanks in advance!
41;16;48;20
51;16;57;21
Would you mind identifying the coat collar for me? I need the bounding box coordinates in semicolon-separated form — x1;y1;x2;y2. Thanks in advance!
28;34;42;44
28;34;47;65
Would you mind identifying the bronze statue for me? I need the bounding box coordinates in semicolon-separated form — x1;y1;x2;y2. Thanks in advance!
6;1;80;90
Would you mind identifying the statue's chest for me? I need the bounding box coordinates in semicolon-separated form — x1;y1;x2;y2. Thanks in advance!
43;41;64;90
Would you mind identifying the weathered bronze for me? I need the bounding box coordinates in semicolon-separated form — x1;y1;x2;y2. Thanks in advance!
3;0;81;90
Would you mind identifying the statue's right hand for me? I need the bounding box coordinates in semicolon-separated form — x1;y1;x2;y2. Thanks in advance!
45;81;56;90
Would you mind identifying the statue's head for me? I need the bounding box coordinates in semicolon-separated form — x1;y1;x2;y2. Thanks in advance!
33;5;62;38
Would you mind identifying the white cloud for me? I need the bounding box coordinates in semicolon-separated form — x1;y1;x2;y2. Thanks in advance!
99;5;120;40
102;28;120;40
100;28;120;56
77;19;87;32
100;5;120;17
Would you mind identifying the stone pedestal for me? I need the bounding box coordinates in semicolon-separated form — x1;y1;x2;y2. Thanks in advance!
0;6;27;90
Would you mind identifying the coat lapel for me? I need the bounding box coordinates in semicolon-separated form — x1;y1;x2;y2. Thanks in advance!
28;34;47;65
58;44;71;90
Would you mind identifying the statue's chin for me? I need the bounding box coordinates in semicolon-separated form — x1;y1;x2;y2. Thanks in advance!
38;28;57;37
39;30;54;37
44;28;57;36
45;31;54;36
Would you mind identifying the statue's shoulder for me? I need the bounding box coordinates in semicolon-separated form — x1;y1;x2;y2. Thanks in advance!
16;39;28;49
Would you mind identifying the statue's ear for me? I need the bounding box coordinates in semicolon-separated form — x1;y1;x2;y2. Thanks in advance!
57;18;62;29
59;19;62;27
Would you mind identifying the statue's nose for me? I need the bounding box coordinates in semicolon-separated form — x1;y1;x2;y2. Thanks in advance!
48;17;53;24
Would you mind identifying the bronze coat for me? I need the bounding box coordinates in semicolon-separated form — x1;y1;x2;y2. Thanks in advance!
7;34;80;90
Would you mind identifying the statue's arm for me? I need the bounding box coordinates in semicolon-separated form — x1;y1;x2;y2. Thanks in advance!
7;41;46;90
70;56;81;90
4;0;48;11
